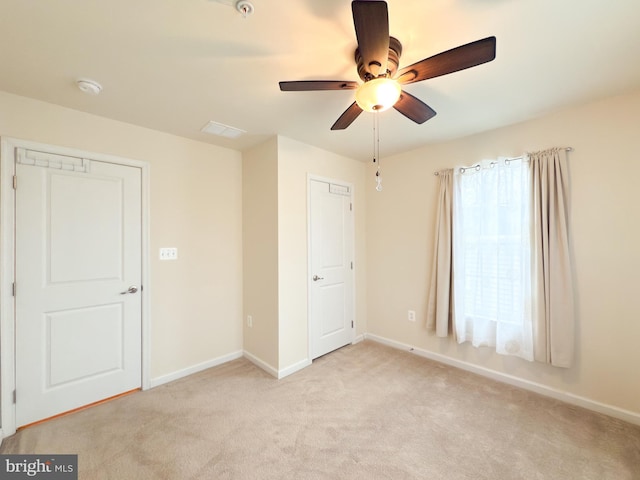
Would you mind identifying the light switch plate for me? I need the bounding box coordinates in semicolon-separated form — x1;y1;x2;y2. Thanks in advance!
159;247;178;260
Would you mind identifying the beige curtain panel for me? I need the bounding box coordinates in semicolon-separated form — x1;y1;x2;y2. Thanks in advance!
427;148;575;367
426;169;453;338
530;148;575;368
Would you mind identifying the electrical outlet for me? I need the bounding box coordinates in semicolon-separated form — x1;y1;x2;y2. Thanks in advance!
247;315;253;328
159;247;178;260
408;310;416;322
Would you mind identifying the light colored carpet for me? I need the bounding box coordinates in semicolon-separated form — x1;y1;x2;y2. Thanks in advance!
2;340;639;479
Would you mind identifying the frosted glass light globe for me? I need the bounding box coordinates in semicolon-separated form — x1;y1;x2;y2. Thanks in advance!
355;78;401;112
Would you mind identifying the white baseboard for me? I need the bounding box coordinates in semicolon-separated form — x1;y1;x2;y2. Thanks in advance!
148;350;243;388
242;351;311;379
277;358;312;379
243;351;279;378
150;349;311;389
246;336;365;379
365;333;640;427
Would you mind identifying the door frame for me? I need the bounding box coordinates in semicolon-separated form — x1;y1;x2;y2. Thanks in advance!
306;174;356;360
0;137;151;438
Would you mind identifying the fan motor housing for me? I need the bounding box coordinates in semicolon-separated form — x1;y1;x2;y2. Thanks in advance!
355;36;402;81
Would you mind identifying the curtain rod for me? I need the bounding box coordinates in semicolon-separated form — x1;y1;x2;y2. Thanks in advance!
433;147;573;176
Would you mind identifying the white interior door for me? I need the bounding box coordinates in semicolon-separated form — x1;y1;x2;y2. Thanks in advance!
309;179;354;359
15;148;142;427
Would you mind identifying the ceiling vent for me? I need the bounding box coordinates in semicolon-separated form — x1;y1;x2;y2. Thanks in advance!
200;121;246;139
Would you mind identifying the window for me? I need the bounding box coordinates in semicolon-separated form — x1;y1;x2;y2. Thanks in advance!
452;158;533;361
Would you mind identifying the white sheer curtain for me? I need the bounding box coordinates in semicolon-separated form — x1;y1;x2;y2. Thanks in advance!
452;158;534;361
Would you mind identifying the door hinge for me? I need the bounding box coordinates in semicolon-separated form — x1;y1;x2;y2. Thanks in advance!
13;390;16;404
13;175;17;190
350;261;353;270
351;320;354;328
350;203;352;211
12;282;16;297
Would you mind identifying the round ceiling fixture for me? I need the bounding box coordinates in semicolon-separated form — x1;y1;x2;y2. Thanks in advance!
76;79;102;95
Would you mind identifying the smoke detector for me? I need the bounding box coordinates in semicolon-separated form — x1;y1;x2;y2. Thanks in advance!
235;1;254;17
209;0;254;18
76;79;102;95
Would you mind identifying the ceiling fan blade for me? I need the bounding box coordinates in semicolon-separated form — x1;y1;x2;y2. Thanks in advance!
279;80;359;91
393;90;437;124
331;102;363;130
396;36;496;85
352;0;389;77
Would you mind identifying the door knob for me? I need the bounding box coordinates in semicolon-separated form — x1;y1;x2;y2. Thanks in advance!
120;285;139;295
312;275;324;281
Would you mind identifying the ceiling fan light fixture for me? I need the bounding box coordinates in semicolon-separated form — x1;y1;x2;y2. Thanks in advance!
355;77;401;113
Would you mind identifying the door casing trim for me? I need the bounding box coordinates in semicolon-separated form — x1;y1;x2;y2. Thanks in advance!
0;137;151;438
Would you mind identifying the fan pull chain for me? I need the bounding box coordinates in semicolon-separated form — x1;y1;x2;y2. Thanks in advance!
373;111;382;191
372;112;377;164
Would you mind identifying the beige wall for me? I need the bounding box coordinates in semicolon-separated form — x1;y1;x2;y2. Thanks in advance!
242;138;280;369
5;84;637;419
366;89;640;416
243;135;367;374
277;136;367;371
0;91;243;381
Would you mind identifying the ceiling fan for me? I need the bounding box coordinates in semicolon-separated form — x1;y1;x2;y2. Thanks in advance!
279;0;496;130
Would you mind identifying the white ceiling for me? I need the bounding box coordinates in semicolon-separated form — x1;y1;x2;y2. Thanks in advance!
1;0;639;161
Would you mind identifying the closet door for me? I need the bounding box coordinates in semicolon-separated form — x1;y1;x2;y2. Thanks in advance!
15;148;142;427
309;179;354;359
